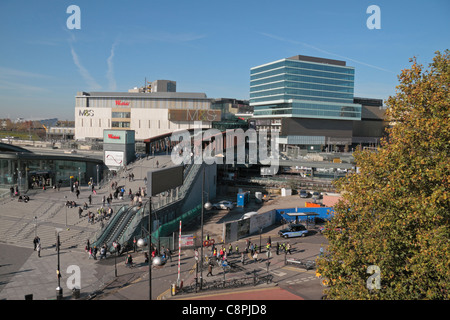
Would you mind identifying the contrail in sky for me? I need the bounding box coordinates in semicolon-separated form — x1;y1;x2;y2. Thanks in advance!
106;39;119;91
70;46;102;90
261;33;394;74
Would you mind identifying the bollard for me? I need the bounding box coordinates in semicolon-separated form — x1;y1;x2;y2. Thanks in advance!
56;286;63;300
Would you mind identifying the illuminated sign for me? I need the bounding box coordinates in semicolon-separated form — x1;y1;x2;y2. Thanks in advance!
115;100;130;106
78;109;94;117
168;109;221;122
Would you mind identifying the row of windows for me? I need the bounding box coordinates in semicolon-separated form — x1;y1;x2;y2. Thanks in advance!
111;121;131;128
254;103;361;113
250;73;354;87
250;88;354;100
254;108;361;119
250;67;354;82
253;102;361;119
111;112;131;118
251;59;354;76
250;94;354;105
250;81;354;94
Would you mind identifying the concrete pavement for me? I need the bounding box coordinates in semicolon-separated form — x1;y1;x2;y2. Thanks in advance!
0;153;177;300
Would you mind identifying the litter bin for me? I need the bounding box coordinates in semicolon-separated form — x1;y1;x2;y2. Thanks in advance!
24;294;33;300
72;288;81;299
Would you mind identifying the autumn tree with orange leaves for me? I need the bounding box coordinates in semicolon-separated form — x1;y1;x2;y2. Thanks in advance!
316;50;450;299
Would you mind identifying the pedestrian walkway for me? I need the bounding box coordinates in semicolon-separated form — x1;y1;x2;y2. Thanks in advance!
0;153;176;300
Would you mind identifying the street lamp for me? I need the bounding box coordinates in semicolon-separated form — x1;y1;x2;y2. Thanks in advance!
55;228;63;300
64;196;68;226
113;241;118;277
96;165;99;189
34;216;37;237
199;166;213;291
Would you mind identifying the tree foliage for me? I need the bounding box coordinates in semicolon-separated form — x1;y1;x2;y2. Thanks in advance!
316;50;450;299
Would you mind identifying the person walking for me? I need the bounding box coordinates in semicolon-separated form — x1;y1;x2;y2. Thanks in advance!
36;242;41;258
286;242;292;255
207;261;214;276
240;252;245;266
33;236;39;250
93;246;98;260
88;194;92;205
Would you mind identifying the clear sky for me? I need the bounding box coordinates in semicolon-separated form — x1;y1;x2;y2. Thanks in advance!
0;0;448;121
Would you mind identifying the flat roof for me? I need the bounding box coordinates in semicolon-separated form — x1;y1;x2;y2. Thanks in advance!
287;54;347;66
77;91;209;99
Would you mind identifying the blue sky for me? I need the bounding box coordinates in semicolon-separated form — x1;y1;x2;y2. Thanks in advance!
0;0;448;121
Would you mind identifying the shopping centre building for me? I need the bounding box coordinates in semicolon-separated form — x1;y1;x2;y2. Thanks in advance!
0;142;104;192
74;81;221;141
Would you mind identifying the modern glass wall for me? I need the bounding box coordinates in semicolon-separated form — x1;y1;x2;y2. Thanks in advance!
253;101;361;120
250;58;361;120
0;156;102;191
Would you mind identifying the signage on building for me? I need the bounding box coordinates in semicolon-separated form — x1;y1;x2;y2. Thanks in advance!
78;109;94;117
103;130;135;144
107;134;121;140
168;109;221;122
115;100;130;106
105;151;124;166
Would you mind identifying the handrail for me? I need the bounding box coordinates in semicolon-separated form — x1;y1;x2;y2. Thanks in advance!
91;161;204;250
90;204;127;247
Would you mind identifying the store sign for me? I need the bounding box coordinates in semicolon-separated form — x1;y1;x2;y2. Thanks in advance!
107;134;120;140
115;100;130;106
79;109;94;117
168;109;221;122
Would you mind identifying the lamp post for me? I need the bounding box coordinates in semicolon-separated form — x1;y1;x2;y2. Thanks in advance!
55;228;63;300
96;165;99;189
64;195;67;226
113;241;118;277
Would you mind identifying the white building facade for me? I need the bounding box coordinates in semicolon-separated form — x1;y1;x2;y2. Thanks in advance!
75;91;220;141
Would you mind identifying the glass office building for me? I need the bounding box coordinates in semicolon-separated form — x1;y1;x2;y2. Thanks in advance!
250;55;363;151
250;55;361;120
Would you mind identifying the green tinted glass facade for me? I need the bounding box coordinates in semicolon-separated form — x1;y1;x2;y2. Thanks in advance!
250;58;361;120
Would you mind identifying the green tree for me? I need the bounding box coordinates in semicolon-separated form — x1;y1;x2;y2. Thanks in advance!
316;50;450;299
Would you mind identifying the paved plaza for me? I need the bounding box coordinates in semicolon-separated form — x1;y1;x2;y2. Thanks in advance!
0;151;328;300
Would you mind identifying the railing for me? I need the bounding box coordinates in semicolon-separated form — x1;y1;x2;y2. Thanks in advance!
102;205;140;250
90;204;127;247
179;272;274;295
